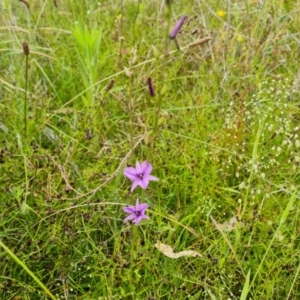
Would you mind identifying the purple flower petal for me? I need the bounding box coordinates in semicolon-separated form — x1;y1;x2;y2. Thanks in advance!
169;15;188;40
139;203;149;211
135;214;149;225
124;214;136;222
123;206;136;213
147;175;159;181
134;216;142;225
130;180;139;192
135;161;142;174
141;161;152;175
123;167;138;180
124;167;137;175
135;198;140;209
140;177;150;189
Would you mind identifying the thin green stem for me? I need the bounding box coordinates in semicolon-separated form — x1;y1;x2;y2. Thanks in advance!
24;54;28;139
0;240;57;300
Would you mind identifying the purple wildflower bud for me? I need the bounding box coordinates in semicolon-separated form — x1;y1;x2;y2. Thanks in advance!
123;199;150;225
169;15;188;40
123;161;159;192
147;78;155;97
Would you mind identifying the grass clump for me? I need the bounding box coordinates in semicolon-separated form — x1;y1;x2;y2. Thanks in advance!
0;0;299;299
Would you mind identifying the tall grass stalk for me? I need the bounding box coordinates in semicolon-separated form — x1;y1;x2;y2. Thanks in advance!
22;41;30;139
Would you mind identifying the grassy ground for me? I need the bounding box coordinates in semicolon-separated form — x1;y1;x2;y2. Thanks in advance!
0;0;300;299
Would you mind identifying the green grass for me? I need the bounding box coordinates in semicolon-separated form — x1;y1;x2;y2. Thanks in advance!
0;0;300;299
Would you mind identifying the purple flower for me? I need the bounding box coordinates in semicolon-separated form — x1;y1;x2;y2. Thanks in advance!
123;199;150;225
169;15;188;39
123;161;159;192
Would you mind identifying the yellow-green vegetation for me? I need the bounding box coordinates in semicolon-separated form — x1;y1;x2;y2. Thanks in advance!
0;0;299;299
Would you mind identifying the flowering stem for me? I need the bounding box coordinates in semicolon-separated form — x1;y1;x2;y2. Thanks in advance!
22;41;30;140
152;2;172;143
152;95;162;142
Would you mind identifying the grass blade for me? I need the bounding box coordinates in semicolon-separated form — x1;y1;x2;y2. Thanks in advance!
240;270;251;300
0;240;56;300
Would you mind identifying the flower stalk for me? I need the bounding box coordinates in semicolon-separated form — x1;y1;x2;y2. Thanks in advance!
22;41;30;139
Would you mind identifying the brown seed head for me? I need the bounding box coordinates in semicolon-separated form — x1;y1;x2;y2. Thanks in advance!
22;41;30;56
106;79;115;92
